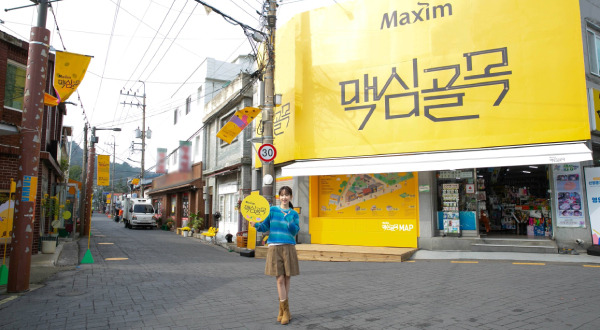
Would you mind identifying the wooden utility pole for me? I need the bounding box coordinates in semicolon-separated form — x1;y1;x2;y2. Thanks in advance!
8;0;50;293
79;125;88;236
261;0;277;205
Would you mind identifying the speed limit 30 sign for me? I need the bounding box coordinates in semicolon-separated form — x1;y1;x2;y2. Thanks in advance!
258;143;277;162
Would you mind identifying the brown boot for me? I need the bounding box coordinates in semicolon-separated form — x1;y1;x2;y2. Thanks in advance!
277;300;284;322
281;299;290;325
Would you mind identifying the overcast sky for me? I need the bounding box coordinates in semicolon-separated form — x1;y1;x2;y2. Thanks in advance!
0;0;348;169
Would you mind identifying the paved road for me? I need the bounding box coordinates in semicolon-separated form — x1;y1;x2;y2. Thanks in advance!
1;214;599;329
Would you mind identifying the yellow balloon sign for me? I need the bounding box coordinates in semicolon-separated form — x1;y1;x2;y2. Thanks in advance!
63;211;72;220
241;191;270;223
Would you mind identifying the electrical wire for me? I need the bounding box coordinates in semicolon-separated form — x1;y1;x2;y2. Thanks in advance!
139;1;195;82
121;0;177;91
89;0;122;124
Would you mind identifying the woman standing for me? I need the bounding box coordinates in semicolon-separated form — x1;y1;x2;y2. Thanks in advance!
250;186;300;325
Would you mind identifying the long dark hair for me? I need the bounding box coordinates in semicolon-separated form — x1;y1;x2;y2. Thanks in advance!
279;186;294;209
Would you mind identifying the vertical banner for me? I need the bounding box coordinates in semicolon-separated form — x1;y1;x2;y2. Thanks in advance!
156;148;167;174
553;163;585;228
97;155;110;186
21;176;38;202
179;141;192;173
584;167;600;245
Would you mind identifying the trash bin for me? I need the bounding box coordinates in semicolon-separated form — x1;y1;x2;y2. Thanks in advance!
40;236;58;254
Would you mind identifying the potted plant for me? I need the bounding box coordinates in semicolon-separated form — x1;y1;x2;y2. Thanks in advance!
188;212;203;235
181;226;191;237
165;217;175;231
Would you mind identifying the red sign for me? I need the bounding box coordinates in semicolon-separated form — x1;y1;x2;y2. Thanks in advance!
258;144;277;162
179;141;191;172
157;148;167;174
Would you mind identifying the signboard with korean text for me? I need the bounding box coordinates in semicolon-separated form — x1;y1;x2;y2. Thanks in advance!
272;0;589;162
584;167;600;245
554;163;585;228
97;155;110;186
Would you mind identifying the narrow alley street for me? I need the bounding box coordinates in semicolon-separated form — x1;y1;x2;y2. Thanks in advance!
1;213;599;329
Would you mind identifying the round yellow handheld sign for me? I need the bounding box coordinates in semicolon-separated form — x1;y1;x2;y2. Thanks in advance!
241;192;270;223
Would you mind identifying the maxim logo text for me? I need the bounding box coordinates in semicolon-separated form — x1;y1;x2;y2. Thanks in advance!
381;2;453;29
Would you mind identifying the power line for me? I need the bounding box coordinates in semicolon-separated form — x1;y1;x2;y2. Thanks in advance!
138;1;194;83
121;0;177;91
89;0;122;124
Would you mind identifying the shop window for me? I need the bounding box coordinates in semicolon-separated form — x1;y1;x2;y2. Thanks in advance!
475;166;551;237
4;60;26;111
183;194;189;218
587;27;600;76
436;170;477;235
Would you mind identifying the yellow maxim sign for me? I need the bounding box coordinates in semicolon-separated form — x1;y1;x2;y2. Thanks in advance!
271;0;590;161
97;155;110;186
45;51;92;106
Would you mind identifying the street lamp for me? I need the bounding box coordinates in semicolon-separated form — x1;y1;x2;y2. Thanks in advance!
82;126;121;235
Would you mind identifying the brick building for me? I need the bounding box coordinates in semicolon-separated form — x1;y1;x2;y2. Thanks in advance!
0;31;71;254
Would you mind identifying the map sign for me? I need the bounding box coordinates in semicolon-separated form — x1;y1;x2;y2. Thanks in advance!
318;173;417;218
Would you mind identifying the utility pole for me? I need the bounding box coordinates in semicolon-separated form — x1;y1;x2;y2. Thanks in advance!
85;128;97;238
79;125;88;236
120;81;147;198
140;82;146;198
8;0;50;293
106;136;118;215
261;0;277;205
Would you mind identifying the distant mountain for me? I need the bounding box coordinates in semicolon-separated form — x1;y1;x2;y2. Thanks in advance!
68;141;158;182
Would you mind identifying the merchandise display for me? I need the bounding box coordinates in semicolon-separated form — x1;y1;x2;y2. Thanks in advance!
442;183;460;236
476;166;552;237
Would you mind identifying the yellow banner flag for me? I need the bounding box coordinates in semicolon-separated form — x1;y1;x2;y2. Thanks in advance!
97;155;110;186
217;106;261;144
54;50;92;103
43;93;59;107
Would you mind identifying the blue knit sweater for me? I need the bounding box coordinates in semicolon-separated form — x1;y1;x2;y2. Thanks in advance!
254;206;299;245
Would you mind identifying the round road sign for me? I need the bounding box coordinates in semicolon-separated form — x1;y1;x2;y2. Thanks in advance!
258;144;277;162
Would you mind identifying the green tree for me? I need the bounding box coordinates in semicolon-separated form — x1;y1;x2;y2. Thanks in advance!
69;165;82;181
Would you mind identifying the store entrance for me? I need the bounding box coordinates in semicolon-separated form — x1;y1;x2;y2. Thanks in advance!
476;165;552;238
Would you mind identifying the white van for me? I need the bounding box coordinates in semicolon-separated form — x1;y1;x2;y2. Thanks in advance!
123;198;156;229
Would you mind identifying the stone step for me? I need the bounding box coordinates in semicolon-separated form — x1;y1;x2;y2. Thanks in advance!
476;238;556;247
471;243;557;254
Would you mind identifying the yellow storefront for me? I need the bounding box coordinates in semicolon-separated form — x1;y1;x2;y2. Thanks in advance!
255;0;592;249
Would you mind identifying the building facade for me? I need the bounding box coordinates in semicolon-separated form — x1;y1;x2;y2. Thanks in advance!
148;56;255;233
254;0;600;253
0;31;72;253
203;72;255;240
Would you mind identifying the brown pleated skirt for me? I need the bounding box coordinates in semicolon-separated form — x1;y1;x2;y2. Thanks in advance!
265;244;300;277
